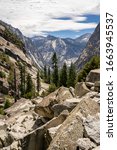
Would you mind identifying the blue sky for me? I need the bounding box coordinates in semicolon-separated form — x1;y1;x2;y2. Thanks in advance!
49;15;100;38
0;0;100;38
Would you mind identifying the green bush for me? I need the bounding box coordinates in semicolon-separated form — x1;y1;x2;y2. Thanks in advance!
48;83;57;93
0;108;5;115
4;99;11;109
24;92;33;99
0;71;6;78
77;56;100;82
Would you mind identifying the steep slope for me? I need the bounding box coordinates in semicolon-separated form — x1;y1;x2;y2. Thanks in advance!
0;20;43;68
75;24;100;70
0;22;38;96
31;33;91;67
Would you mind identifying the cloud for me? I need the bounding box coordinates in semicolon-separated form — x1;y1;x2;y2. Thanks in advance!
0;0;100;37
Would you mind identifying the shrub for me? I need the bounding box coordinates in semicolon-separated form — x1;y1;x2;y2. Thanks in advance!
0;108;5;115
4;99;11;109
48;83;57;93
0;71;6;78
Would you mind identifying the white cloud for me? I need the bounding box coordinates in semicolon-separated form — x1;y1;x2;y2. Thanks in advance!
0;0;100;36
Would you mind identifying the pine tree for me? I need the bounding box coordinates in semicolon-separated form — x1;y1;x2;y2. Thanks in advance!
44;65;47;82
47;67;51;84
67;63;76;87
14;68;17;102
37;70;41;92
19;65;26;97
26;73;33;94
59;62;67;87
52;52;59;87
25;73;35;99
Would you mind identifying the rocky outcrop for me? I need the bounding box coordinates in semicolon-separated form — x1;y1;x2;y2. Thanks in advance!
48;98;99;150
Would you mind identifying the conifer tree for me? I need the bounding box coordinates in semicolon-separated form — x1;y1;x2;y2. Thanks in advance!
26;73;33;94
14;68;17;102
59;62;67;87
20;65;26;97
52;52;59;87
44;65;47;82
25;73;36;99
47;67;51;84
37;70;41;92
67;63;76;87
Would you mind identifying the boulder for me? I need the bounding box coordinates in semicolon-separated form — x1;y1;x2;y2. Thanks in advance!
94;81;100;92
0;130;13;148
83;114;100;145
45;125;61;149
56;87;74;103
85;82;94;88
86;69;100;83
4;98;34;116
6;111;43;140
75;82;90;97
76;138;96;150
35;87;74;118
48;98;99;150
52;98;81;116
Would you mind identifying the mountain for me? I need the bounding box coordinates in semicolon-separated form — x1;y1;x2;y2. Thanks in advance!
75;23;100;70
31;33;91;67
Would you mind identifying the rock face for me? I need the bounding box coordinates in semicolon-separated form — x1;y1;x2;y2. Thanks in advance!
75;23;100;70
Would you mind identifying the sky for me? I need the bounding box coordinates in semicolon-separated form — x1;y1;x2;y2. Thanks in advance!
0;0;100;38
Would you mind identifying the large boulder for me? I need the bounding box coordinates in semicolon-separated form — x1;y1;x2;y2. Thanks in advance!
35;87;74;118
4;98;34;116
48;98;99;150
86;69;100;83
52;98;81;116
75;82;90;97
